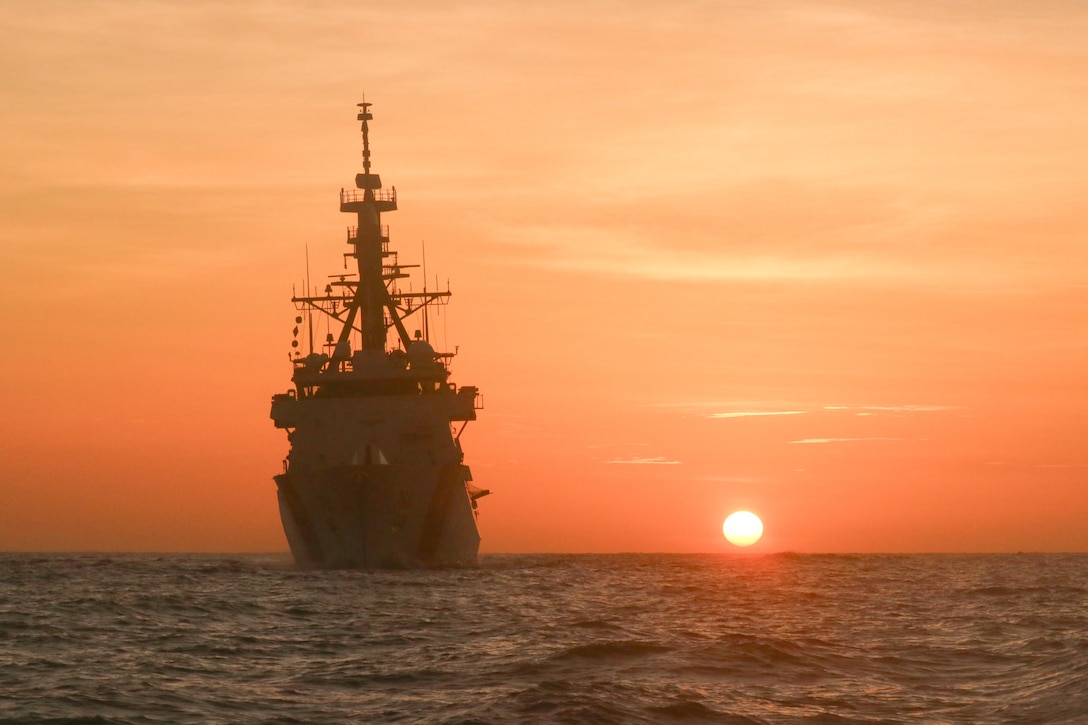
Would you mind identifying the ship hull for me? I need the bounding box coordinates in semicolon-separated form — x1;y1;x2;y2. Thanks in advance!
275;463;480;569
270;103;487;570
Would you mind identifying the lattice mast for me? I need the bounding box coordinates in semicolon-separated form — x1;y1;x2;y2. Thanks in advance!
339;101;402;358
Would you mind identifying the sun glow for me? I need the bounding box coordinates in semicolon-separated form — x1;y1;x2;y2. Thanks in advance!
723;511;764;547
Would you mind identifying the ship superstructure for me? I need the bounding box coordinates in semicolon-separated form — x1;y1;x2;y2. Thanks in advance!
270;102;488;568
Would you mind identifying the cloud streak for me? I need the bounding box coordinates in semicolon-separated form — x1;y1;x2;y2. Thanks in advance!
607;457;681;465
791;437;907;445
709;410;807;419
699;404;956;418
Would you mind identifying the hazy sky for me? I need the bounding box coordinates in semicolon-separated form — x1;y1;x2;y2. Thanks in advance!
3;0;1087;552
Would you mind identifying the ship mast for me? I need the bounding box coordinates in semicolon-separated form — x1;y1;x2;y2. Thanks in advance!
290;103;453;374
335;101;405;361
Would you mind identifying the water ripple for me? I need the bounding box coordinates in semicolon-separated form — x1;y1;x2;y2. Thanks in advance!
1;553;1087;723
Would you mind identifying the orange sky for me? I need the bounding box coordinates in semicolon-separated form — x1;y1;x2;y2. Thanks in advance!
2;1;1087;553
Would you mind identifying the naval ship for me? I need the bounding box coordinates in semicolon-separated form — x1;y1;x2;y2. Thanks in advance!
270;102;488;568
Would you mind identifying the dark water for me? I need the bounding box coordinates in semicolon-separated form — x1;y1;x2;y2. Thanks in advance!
1;553;1087;724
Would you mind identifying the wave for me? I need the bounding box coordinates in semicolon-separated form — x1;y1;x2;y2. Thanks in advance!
3;553;1088;723
551;640;673;661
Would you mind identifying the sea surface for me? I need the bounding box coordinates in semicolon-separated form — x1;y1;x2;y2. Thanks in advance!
1;553;1086;724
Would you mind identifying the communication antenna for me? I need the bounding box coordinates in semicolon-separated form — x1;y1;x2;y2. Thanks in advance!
443;284;449;357
422;240;430;342
306;244;314;354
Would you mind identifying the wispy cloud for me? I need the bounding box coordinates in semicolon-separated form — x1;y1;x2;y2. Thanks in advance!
499;225;928;283
855;405;957;413
844;404;959;417
699;404;955;419
791;437;906;444
607;456;681;465
709;410;806;419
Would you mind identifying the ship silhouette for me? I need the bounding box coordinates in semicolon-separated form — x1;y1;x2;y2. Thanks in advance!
270;102;488;568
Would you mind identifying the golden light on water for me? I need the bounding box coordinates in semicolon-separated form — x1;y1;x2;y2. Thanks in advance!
723;511;763;547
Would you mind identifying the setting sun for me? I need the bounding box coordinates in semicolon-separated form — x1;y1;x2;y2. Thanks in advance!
723;512;763;547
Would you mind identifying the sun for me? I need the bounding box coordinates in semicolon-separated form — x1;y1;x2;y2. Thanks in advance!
723;511;763;547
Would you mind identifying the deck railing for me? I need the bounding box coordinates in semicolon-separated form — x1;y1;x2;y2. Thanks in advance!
346;225;390;243
340;188;397;205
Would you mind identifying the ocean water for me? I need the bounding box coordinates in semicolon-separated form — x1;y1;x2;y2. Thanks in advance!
1;554;1086;724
